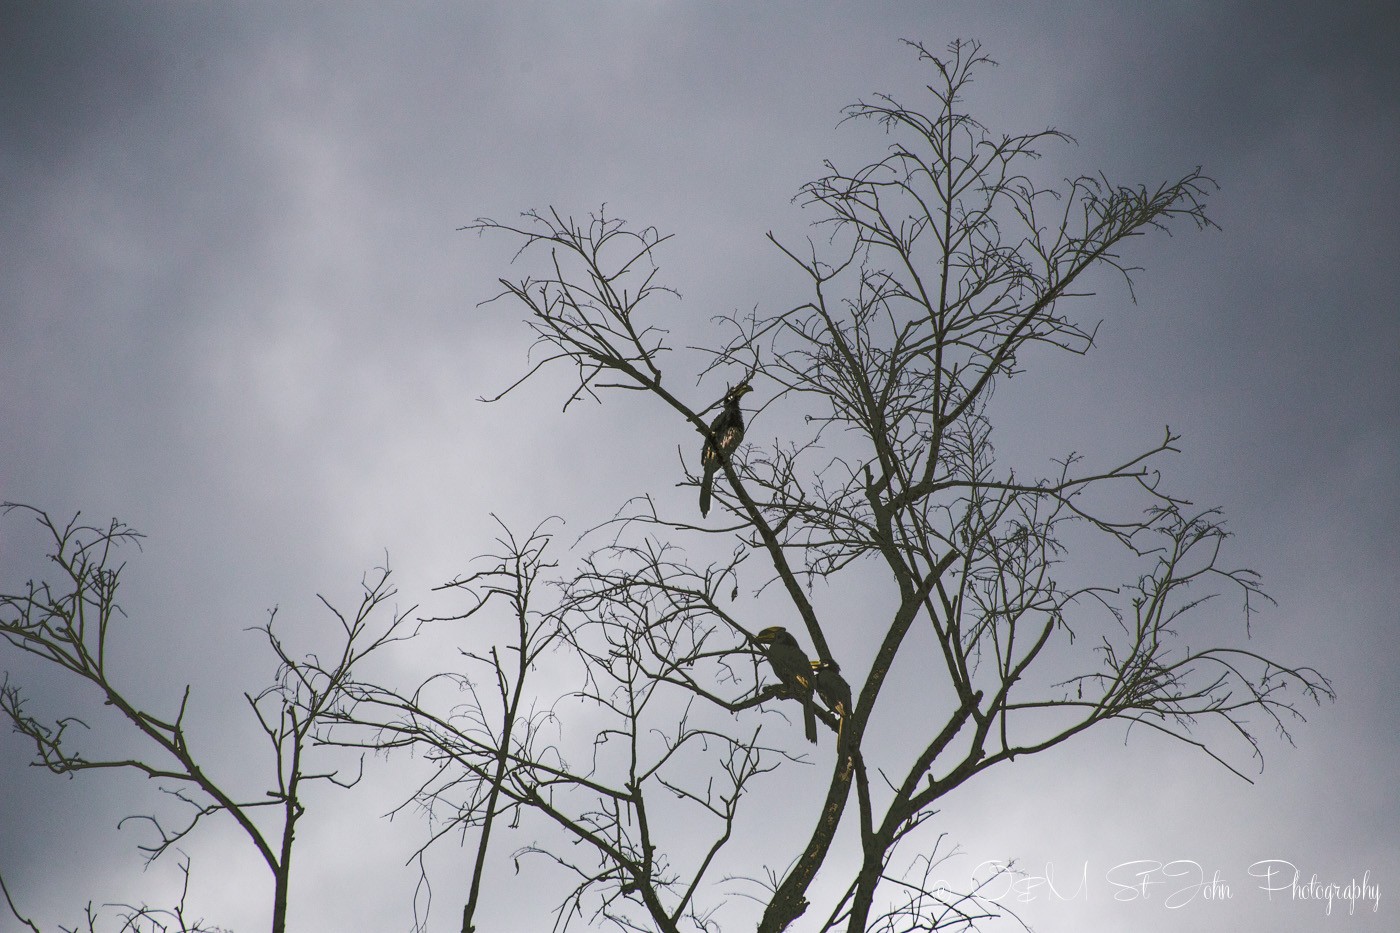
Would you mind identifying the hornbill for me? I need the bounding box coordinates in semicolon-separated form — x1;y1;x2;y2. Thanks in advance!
753;626;818;743
810;658;852;746
699;380;752;517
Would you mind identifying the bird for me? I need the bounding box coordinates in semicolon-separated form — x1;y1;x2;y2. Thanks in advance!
699;380;753;517
810;658;852;746
753;626;817;743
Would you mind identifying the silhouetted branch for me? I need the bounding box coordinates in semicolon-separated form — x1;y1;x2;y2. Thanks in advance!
0;504;411;933
457;38;1329;933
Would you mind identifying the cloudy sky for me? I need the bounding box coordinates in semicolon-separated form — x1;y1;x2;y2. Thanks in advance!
2;3;1396;932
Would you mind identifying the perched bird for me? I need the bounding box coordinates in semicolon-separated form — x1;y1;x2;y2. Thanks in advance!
753;626;817;743
699;381;753;517
810;658;853;745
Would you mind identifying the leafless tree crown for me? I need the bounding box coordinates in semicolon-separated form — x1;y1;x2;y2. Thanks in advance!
403;38;1328;933
1;39;1330;933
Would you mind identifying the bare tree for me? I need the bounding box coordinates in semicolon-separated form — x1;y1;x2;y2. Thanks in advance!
361;39;1330;933
1;39;1335;933
0;504;414;933
322;519;585;933
0;852;231;933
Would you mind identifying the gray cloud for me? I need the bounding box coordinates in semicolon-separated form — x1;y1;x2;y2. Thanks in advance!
2;3;1394;931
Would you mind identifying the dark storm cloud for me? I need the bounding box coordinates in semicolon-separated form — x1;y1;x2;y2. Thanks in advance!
1;3;1395;931
1078;4;1400;545
2;5;168;168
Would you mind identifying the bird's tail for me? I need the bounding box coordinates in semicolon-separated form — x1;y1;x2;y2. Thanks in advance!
699;464;716;517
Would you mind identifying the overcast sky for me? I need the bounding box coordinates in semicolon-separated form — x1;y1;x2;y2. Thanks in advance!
2;3;1396;932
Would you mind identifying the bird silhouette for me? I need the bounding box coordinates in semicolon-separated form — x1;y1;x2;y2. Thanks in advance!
810;658;852;746
753;626;817;743
699;381;752;517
